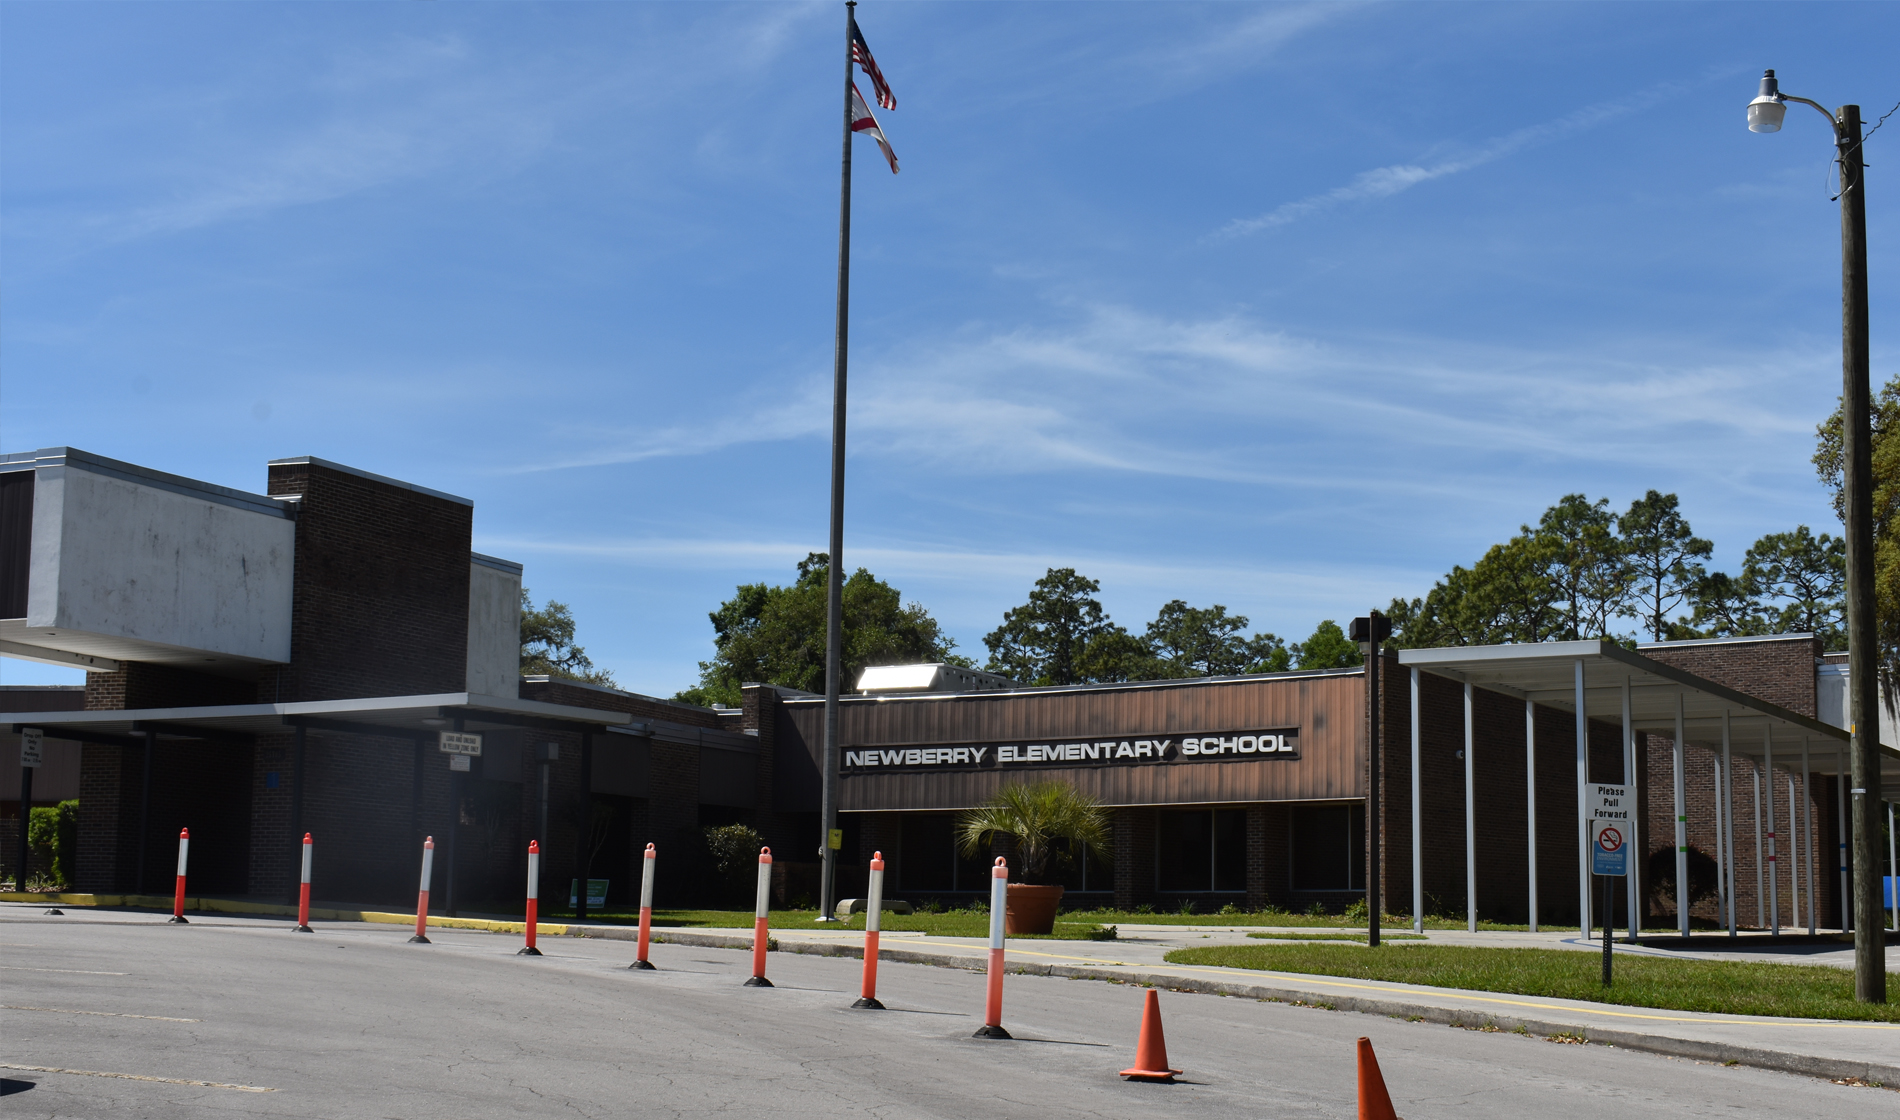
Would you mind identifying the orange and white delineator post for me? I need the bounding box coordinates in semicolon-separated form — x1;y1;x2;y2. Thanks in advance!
973;856;1010;1038
743;846;774;987
409;836;435;944
295;833;314;932
852;851;886;1009
518;840;543;956
630;843;657;970
168;828;191;924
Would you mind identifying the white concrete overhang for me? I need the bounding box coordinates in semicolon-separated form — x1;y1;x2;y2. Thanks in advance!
1397;639;1900;794
0;691;640;746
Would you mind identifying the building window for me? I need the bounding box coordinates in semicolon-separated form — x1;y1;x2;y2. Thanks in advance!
899;812;1111;893
1291;803;1365;891
898;813;994;892
1156;809;1246;892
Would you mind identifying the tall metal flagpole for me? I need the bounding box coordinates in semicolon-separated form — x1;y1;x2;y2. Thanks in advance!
819;0;857;924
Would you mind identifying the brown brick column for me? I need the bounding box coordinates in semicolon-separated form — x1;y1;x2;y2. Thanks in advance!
1113;807;1156;910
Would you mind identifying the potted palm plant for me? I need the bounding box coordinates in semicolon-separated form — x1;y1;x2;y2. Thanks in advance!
957;780;1108;934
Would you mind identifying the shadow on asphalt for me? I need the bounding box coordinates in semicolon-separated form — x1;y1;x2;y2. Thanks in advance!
0;1078;35;1096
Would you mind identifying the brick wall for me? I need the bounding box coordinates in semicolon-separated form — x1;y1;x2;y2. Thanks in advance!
85;663;253;711
1113;807;1156;909
1639;636;1821;717
263;460;472;703
73;735;249;895
1245;803;1290;910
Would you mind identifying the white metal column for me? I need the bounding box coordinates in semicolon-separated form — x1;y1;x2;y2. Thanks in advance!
1837;747;1848;933
1889;801;1897;931
1801;739;1815;936
1722;710;1736;938
1713;755;1728;933
1622;677;1637;941
1787;772;1801;934
1411;667;1423;935
1575;660;1590;938
1764;724;1779;936
1526;697;1538;932
1751;766;1764;930
1673;693;1688;938
1465;680;1477;934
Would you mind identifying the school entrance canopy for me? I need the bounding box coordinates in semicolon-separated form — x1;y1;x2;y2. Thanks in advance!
1396;639;1900;940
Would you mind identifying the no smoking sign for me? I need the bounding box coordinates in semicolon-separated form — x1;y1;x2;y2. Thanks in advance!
1590;784;1630;877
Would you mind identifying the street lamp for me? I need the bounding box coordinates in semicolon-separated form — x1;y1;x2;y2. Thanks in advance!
1745;69;1883;1004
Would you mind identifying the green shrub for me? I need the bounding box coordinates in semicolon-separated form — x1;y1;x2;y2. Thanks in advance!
27;800;78;888
1218;902;1242;916
1176;898;1196;916
1343;897;1370;923
1306;901;1329;918
702;823;766;906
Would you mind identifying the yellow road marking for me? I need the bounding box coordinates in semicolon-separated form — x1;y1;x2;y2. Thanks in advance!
3;1004;199;1022
0;1063;272;1092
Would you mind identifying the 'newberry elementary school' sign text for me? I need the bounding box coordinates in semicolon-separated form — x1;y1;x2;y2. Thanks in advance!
842;730;1300;773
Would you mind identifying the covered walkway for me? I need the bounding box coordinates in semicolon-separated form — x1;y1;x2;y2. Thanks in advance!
1397;640;1900;941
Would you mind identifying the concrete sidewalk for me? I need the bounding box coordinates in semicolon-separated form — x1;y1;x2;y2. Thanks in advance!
628;921;1900;1086
7;898;1897;1087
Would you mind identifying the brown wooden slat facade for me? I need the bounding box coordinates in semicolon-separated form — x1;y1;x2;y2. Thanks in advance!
776;670;1365;812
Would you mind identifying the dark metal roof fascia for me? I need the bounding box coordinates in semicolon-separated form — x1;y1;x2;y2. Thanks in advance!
267;455;472;507
775;666;1366;706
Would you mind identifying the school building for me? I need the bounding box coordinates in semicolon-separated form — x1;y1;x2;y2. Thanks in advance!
4;445;1897;930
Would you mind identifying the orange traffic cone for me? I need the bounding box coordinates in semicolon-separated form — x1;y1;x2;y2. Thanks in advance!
1356;1036;1400;1120
1118;989;1182;1082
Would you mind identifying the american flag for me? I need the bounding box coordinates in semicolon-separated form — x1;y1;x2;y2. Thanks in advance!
850;82;899;174
850;19;895;110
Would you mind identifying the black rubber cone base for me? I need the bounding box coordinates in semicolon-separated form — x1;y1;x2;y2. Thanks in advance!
408;934;431;944
44;909;64;916
850;997;886;1010
517;946;543;956
628;959;657;970
295;924;314;933
168;915;190;924
972;1025;1012;1039
742;976;775;987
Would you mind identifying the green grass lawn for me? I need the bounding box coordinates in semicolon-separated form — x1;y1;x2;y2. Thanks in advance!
1164;942;1900;1021
1247;931;1428;942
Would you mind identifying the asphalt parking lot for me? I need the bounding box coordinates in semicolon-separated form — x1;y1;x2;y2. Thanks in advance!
1;908;1893;1119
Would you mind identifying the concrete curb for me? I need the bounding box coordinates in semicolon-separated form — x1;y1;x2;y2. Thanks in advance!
651;930;1900;1087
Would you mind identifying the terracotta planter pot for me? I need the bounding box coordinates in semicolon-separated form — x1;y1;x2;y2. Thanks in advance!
1005;883;1065;935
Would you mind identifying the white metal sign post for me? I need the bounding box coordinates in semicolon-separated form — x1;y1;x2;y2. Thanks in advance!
1591;784;1631;987
17;729;43;891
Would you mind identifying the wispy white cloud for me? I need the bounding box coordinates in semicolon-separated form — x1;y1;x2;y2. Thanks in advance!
1218;72;1727;238
498;296;1832;525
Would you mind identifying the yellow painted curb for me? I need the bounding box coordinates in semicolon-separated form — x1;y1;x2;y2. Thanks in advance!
0;892;567;936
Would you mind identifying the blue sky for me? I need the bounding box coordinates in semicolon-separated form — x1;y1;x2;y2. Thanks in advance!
3;2;1896;695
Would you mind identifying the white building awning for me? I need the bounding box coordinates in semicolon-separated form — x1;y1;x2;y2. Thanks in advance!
1397;639;1897;792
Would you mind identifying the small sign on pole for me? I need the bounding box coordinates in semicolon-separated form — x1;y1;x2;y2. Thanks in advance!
827;828;844;851
20;728;43;768
438;731;483;756
569;879;609;909
1589;784;1630;877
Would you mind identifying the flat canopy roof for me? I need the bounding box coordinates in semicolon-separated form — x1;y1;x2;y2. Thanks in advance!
2;691;639;745
1398;639;1900;794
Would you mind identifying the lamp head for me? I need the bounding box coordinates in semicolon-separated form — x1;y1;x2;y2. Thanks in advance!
1748;69;1786;133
